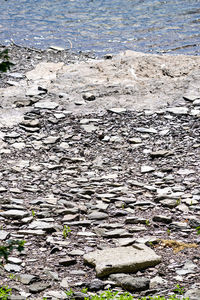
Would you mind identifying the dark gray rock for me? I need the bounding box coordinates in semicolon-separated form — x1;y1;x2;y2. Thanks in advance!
109;273;150;292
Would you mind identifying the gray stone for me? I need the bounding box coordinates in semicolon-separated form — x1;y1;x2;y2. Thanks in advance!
159;199;178;208
109;273;150;292
176;260;197;275
88;211;108;220
184;288;200;300
43;136;60;144
28;221;56;232
60;277;69;289
193;99;200;106
152;215;172;224
84;244;161;277
136;127;157;134
166;107;188;114
81;124;97;132
45;269;59;281
0;210;29;219
150;276;168;288
34;101;59;109
8;257;22;264
4;263;22;272
82;92;96;101
29;282;51;293
0;230;10;240
108;107;126;114
18;274;37;285
59;257;76;266
18;229;45;236
103;229;131;238
43;290;67;299
141;165;155;173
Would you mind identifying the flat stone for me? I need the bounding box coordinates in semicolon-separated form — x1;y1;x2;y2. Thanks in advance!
4;263;22;272
152;215;172;224
109;273;150;292
193;99;200;106
88;211;108;220
128;138;142;144
18;274;37;285
141;165;155;173
59;257;76;266
49;45;65;51
0;230;10;240
8;257;22;264
150;276;168;288
60;277;69;289
159;199;178;208
34;101;59;109
84;244;161;277
108;107;126;114
29;282;51;293
43;290;67;299
0;210;29;219
28;221;56;232
18;230;45;236
184;288;200;300
136;127;157;134
150;150;173;157
43;136;60;144
166;107;188;115
103;229;131;238
81;124;97;132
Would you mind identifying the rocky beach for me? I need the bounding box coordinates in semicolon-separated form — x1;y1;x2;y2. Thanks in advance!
0;44;200;299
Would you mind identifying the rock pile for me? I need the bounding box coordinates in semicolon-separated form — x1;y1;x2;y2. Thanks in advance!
0;47;199;299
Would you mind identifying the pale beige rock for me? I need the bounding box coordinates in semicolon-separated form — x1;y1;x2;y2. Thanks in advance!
84;244;161;277
26;62;64;81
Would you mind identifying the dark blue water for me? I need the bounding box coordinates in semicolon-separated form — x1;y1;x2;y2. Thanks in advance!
0;0;200;56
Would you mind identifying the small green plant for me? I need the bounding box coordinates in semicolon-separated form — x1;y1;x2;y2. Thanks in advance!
0;240;25;263
82;289;190;300
8;273;16;280
81;288;88;294
0;286;12;300
196;226;200;235
0;49;14;73
31;209;36;217
176;198;181;206
167;228;171;236
63;225;71;239
145;219;150;226
173;284;185;295
65;288;74;297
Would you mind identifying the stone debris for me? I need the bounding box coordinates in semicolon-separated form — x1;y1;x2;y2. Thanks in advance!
0;46;199;299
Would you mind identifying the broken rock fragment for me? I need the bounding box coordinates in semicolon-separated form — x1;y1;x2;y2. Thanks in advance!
84;244;161;277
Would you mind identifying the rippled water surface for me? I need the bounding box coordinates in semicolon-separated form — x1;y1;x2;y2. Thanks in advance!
0;0;200;56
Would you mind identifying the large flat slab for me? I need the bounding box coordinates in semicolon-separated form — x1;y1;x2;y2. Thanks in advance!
84;244;161;277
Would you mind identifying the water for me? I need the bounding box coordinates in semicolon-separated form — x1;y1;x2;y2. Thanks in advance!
0;0;200;56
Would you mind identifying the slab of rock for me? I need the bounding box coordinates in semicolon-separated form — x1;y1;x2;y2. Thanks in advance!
29;282;51;293
184;288;200;300
84;244;161;277
109;273;150;292
0;210;29;219
34;101;59;110
0;230;10;240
